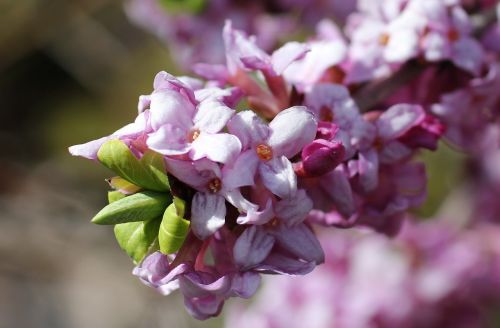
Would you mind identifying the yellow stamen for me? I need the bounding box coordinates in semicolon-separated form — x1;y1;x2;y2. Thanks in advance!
207;178;222;193
379;33;390;46
188;129;201;142
256;144;273;161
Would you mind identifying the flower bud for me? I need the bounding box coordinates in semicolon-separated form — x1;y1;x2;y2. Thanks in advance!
299;139;345;177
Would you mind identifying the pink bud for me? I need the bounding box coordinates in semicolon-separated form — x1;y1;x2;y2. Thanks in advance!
316;121;339;140
399;114;446;150
300;139;345;177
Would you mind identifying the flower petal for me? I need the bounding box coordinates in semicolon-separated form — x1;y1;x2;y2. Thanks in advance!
229;272;261;298
69;136;111;160
236;199;273;225
147;124;190;156
222;150;259;190
223;189;259;214
271;42;309;75
149;89;195;131
259;156;297;199
274;189;313;226
233;226;275;269
358;149;379;192
271;223;325;264
268;106;317;158
164;158;215;190
190;133;242;164
191;193;226;240
227;110;270;150
193;100;234;134
256;252;316;275
377;104;425;141
153;71;197;105
320;166;356;217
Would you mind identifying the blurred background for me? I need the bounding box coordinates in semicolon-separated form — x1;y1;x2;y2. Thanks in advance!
0;1;468;327
0;1;216;327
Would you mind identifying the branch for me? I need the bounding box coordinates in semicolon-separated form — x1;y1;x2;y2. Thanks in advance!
353;6;498;112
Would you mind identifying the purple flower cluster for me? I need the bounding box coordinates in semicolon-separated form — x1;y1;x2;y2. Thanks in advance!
344;0;486;83
126;0;355;68
228;221;500;328
69;0;500;320
69;20;444;318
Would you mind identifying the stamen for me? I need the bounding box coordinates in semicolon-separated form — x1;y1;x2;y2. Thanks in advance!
379;33;390;46
188;129;201;142
207;178;222;193
256;144;273;161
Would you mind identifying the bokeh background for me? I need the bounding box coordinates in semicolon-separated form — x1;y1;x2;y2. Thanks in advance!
0;1;468;327
0;1;215;327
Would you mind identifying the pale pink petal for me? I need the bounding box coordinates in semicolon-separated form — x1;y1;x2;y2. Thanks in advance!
377;104;425;141
452;38;484;76
223;189;259;213
230;272;261;299
192;63;229;85
233;226;275;269
221;150;259;190
149;89;195;131
384;29;419;63
268;106;317;158
358;149;379;192
193;100;234;133
164;158;216;190
274;189;313;226
380;141;412;163
271;223;325;264
68;136;111;160
259;156;297;199
223;20;270;75
191;193;226;240
147;124;190;156
271;42;309;75
236;199;274;225
227;110;270;149
153;71;197;104
320;166;356;217
190;133;242;164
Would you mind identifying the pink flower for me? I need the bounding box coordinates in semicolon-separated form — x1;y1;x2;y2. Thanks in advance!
227;221;500;328
414;1;485;75
146;72;241;164
228;106;317;199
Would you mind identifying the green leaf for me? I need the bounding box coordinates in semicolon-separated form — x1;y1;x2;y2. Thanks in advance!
114;217;161;264
108;177;142;194
97;139;169;192
159;199;190;254
92;191;171;225
158;0;206;14
108;190;126;203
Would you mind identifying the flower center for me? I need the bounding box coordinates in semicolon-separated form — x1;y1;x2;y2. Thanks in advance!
207;178;222;193
265;218;281;229
319;106;334;122
447;28;460;42
188;129;200;142
256;144;273;161
379;33;390;46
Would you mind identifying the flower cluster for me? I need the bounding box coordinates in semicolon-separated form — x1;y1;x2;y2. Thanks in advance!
69;0;500;320
125;0;355;68
344;0;486;83
228;221;500;328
